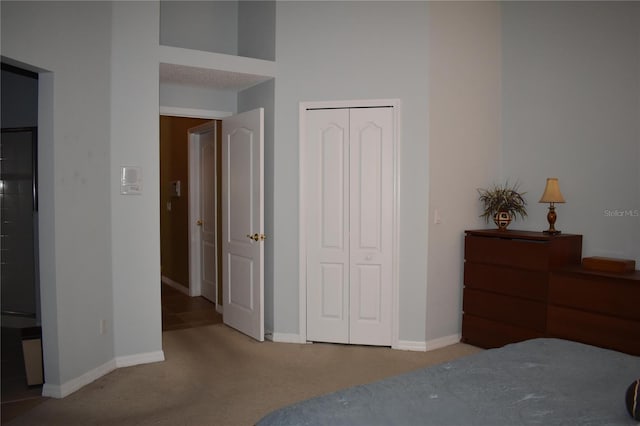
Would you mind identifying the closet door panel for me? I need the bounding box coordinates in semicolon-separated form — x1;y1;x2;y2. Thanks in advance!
349;107;393;346
306;109;350;344
353;264;382;320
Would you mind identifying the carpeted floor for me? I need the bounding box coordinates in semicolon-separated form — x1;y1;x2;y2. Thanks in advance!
4;324;481;425
0;283;221;424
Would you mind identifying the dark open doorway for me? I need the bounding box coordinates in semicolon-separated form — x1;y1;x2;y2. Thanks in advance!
1;62;43;411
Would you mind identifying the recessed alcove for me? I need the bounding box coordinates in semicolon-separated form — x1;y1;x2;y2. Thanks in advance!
159;1;276;114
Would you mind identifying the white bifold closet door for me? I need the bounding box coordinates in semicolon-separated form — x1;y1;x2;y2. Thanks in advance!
306;107;394;346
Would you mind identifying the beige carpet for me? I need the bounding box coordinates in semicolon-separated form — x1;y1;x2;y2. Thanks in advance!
5;324;481;426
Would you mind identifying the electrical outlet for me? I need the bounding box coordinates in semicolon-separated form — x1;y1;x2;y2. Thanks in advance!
99;319;107;335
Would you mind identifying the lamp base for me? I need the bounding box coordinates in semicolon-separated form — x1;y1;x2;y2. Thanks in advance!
544;204;561;235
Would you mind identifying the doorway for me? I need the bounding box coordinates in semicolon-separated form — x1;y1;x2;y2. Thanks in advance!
0;63;43;404
159;108;266;341
159;115;221;331
189;110;266;341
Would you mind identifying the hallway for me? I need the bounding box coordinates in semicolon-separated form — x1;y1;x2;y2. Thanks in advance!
161;283;222;331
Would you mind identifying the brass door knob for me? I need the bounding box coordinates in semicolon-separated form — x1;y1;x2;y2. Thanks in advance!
196;220;203;226
246;233;266;241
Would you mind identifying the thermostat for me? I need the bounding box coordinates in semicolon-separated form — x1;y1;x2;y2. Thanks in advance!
120;166;142;195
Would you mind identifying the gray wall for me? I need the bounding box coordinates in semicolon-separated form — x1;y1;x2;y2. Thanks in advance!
110;2;163;362
159;83;238;112
1;1;115;387
238;1;276;61
274;1;430;342
160;1;238;55
502;2;640;263
426;2;502;342
160;0;275;61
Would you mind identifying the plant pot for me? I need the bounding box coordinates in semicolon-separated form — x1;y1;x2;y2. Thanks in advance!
493;211;512;231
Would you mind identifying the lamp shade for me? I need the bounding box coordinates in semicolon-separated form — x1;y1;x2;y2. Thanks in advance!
539;178;565;203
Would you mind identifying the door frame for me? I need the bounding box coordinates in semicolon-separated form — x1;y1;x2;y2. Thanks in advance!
298;99;401;348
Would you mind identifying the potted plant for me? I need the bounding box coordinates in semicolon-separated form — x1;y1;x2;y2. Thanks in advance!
477;182;527;230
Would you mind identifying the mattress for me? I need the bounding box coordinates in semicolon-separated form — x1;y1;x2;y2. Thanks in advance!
257;338;640;425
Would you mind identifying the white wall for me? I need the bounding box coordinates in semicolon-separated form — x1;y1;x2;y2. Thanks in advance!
274;1;430;342
1;1;115;389
426;2;502;342
502;2;640;263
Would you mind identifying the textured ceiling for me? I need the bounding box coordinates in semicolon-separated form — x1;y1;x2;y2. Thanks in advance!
159;63;270;91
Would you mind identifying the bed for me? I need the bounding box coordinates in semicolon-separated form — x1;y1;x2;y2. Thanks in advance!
257;338;640;425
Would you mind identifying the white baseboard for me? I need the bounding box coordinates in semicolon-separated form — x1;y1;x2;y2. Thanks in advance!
268;333;460;350
41;350;165;399
425;333;461;351
42;358;117;398
161;276;189;295
116;350;165;368
394;340;427;351
393;334;461;352
271;332;306;344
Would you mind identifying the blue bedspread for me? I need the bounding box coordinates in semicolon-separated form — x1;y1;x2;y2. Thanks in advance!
257;338;640;425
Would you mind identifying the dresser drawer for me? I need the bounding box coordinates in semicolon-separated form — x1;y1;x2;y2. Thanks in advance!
463;288;547;332
464;262;548;301
461;314;543;349
549;272;640;321
547;306;640;356
465;235;550;270
464;233;582;271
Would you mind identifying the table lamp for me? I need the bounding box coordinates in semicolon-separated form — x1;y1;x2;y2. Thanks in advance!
539;178;565;234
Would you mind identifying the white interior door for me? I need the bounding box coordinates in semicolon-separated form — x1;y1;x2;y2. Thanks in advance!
222;108;264;341
199;127;217;303
306;107;394;346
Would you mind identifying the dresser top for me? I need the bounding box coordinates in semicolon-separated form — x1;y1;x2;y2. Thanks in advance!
465;229;581;241
556;264;640;281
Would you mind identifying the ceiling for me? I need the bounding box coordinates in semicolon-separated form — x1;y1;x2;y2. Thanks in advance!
159;63;271;92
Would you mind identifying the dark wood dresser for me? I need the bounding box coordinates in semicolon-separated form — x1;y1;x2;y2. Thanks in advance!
548;266;640;355
462;229;640;356
462;229;582;349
